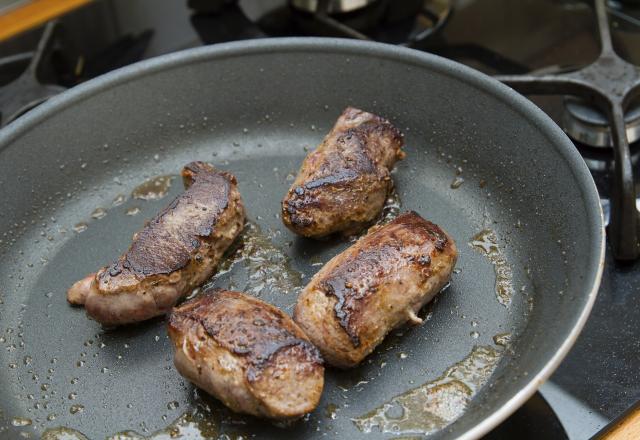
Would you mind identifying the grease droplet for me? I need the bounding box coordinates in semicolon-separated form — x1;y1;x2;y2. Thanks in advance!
125;207;140;216
132;175;175;200
450;176;464;189
12;417;32;426
72;223;88;233
493;332;512;347
41;427;89;439
112;194;126;206
91;208;107;220
70;404;84;415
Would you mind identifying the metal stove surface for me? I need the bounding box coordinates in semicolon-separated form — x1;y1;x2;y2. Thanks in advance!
1;0;639;438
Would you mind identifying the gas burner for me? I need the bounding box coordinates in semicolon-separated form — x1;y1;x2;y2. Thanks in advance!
285;0;452;45
190;0;451;48
563;96;640;147
290;0;376;14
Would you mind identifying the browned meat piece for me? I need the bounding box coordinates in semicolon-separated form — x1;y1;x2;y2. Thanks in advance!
67;162;245;326
282;107;405;238
168;289;324;420
294;212;457;368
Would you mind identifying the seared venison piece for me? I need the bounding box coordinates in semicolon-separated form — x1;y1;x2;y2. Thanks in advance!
67;162;245;326
168;289;324;420
294;212;457;368
282;107;405;238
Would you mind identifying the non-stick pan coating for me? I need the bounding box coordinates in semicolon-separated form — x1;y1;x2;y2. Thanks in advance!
0;39;603;439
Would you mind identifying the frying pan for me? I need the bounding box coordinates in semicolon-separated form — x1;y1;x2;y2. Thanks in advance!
0;38;604;439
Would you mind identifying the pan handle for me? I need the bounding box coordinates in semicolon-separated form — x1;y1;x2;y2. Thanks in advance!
592;400;640;440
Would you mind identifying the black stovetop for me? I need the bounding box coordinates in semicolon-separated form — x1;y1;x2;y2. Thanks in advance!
1;0;639;438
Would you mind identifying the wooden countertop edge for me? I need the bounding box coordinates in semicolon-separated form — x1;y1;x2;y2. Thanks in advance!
0;0;91;42
594;401;640;440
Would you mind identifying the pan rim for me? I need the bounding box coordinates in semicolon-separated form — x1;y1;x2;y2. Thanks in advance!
0;37;605;440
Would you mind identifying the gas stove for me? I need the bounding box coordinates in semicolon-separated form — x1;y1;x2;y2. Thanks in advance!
1;0;639;438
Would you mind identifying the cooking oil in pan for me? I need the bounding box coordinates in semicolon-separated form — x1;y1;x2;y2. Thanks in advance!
90;208;107;220
72;223;88;233
208;221;303;296
40;410;219;439
69;404;84;415
131;175;175;200
493;332;512;348
378;189;401;226
450;176;464;189
112;194;127;206
11;416;32;427
353;345;501;436
105;411;219;439
325;403;340;420
125;207;141;216
41;427;88;439
469;229;514;307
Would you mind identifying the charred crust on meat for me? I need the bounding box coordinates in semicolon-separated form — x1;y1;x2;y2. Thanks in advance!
282;107;404;236
169;289;323;382
99;162;234;281
319;244;399;347
318;212;451;347
283;148;377;227
303;169;362;190
399;211;449;251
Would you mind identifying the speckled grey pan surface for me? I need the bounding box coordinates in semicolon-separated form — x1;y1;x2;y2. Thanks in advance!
0;38;603;439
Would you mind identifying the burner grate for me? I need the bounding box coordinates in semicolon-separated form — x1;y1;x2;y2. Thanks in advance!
494;0;640;260
0;21;64;127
